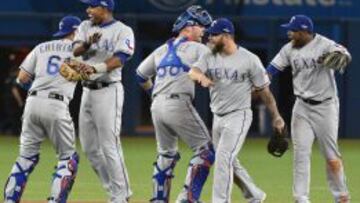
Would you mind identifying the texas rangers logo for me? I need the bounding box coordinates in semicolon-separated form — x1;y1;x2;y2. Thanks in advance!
125;39;134;51
59;22;64;30
149;0;198;11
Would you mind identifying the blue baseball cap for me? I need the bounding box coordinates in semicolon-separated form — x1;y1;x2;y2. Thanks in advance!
79;0;115;11
53;15;81;37
206;18;235;35
281;15;314;33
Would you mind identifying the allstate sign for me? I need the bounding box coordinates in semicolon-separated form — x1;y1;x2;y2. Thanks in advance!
149;0;198;11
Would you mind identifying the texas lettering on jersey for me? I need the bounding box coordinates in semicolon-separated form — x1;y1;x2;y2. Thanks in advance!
206;67;248;82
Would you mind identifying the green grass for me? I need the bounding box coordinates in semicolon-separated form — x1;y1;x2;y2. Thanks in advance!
0;135;359;203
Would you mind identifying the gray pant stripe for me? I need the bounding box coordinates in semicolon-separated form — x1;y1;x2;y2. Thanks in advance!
114;85;120;135
114;85;129;197
225;110;246;200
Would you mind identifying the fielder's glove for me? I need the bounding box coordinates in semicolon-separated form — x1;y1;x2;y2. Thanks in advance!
318;51;350;74
59;59;92;81
267;125;289;158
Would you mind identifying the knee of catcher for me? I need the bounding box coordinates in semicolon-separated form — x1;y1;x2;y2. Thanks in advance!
327;159;342;173
184;143;215;201
4;154;39;202
151;152;181;202
48;152;79;202
192;143;215;166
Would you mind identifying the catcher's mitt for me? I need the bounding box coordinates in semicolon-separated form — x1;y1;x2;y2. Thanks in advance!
318;51;350;74
267;126;289;158
59;59;92;81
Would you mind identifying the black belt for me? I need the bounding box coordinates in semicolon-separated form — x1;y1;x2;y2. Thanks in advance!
153;93;191;100
299;97;332;105
29;91;64;101
168;94;180;99
82;81;115;90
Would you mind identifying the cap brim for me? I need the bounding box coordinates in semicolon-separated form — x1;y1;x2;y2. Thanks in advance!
53;31;70;37
281;23;298;31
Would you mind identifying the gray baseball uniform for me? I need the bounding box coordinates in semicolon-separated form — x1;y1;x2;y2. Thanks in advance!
74;19;135;203
4;39;79;202
136;37;215;202
270;34;351;203
194;46;269;203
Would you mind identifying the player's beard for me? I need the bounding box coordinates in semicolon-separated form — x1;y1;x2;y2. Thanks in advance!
91;17;101;26
211;42;224;55
292;39;306;48
89;14;103;26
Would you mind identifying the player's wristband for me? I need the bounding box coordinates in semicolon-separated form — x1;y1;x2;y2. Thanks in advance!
89;74;102;80
93;63;108;73
15;78;32;91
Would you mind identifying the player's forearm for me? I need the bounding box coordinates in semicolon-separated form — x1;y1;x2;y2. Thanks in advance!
188;67;204;82
73;42;91;57
104;57;123;71
258;87;281;120
90;57;123;74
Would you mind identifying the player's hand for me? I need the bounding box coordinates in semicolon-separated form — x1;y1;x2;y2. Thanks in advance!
272;116;285;135
88;32;102;44
198;75;214;88
79;65;96;75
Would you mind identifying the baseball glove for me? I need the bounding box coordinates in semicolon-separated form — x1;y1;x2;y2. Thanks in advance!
319;51;350;74
59;59;91;81
267;126;289;158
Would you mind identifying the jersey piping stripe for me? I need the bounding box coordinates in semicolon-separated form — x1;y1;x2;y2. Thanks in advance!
114;85;119;136
20;67;34;77
185;100;210;139
225;110;246;201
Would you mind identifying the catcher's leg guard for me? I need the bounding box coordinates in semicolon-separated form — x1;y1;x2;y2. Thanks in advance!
183;144;215;202
150;152;181;203
48;152;79;203
4;154;39;203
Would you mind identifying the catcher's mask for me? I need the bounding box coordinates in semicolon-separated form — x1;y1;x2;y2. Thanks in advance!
172;5;213;33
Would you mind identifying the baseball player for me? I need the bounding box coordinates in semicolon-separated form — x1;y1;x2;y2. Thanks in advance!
189;18;285;203
136;5;215;203
3;15;81;203
266;15;351;203
72;0;135;202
